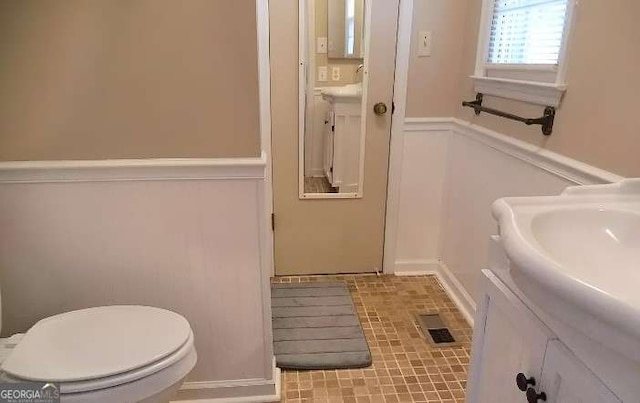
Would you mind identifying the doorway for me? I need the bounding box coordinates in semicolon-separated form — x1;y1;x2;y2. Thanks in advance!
270;0;400;275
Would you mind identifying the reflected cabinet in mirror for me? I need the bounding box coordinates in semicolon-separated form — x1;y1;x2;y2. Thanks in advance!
299;0;367;198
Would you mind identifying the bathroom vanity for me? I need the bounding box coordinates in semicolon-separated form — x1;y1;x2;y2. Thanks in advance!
466;180;640;402
320;84;362;193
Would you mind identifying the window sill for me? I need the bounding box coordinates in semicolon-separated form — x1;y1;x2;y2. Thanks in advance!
471;76;567;107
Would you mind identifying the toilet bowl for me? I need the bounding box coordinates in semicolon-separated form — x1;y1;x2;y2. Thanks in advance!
0;305;197;402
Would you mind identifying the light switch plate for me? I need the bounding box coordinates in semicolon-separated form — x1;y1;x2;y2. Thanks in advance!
417;31;433;57
331;66;341;81
317;37;328;54
318;66;328;82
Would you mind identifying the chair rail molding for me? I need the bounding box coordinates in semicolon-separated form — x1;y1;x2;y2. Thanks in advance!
403;118;623;185
0;152;267;183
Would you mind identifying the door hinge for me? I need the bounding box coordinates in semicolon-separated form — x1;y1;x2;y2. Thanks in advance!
392;102;396;114
271;213;275;231
332;125;335;132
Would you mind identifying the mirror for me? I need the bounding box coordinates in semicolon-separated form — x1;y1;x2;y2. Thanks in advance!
299;0;367;198
328;0;366;59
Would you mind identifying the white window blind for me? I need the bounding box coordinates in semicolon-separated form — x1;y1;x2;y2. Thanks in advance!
487;0;569;65
345;0;356;55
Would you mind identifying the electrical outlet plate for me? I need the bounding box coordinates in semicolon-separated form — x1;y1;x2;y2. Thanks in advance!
331;66;341;81
417;30;432;57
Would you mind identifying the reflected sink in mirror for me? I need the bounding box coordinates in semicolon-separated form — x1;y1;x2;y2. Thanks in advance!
321;83;363;101
492;179;640;362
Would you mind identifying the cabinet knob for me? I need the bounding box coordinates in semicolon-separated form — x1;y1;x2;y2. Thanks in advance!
526;387;547;402
516;373;536;392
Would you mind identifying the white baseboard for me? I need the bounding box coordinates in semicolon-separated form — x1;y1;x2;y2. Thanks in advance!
436;262;476;327
174;359;281;402
394;260;476;327
393;259;441;276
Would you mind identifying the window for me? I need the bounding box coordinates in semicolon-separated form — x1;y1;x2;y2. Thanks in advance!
472;0;575;106
345;0;356;56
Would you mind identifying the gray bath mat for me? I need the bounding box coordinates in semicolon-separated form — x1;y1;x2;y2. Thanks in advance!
271;282;372;370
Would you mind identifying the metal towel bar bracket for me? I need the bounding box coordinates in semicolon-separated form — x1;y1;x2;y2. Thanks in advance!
462;93;555;136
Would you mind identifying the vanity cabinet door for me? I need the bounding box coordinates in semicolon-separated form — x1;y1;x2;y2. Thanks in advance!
466;270;555;403
537;341;621;403
323;110;335;184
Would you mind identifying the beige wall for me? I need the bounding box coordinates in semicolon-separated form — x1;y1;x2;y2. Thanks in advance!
0;0;260;161
408;0;640;177
406;0;469;117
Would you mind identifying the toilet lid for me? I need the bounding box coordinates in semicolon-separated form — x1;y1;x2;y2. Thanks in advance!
1;306;191;382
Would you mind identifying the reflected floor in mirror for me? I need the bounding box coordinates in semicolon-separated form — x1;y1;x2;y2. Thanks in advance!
304;177;338;194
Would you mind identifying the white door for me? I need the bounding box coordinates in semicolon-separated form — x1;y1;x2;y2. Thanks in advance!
537;341;621;403
467;271;553;403
270;0;400;275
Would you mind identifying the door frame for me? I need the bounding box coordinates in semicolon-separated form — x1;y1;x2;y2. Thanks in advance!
256;0;275;279
382;0;414;273
258;0;415;275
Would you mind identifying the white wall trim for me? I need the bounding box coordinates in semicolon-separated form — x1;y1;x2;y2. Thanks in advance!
0;152;268;183
437;262;476;327
394;260;476;327
394;259;441;276
403;117;455;132
256;0;274;279
471;76;566;107
382;0;414;273
255;0;276;384
175;359;281;402
450;118;623;185
402;117;623;185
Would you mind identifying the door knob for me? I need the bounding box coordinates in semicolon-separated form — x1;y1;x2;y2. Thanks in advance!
373;102;388;115
516;373;536;391
526;388;547;402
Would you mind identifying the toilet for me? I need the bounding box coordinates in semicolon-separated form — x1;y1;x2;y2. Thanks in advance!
0;305;196;402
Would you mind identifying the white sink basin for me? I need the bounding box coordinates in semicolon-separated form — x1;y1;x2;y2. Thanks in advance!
532;208;640;280
320;83;362;101
493;179;640;360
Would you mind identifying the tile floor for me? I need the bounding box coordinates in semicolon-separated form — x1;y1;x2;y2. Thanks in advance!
272;274;473;403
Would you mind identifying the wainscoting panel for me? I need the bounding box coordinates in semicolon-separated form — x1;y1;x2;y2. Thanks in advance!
440;129;573;304
394;126;449;264
0;155;278;401
392;118;622;323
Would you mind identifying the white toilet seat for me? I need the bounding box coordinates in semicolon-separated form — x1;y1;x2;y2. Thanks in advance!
0;306;197;401
2;306;192;383
63;347;197;403
58;330;195;394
